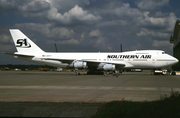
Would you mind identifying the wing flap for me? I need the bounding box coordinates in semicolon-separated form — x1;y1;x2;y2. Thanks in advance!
41;58;74;64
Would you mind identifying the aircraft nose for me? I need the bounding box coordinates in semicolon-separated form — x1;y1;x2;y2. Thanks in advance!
167;56;179;66
172;57;179;65
175;58;179;64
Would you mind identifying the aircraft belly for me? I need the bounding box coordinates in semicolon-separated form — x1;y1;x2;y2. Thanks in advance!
130;61;155;68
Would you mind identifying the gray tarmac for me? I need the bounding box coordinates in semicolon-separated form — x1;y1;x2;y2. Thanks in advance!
1;70;180;102
1;70;180;117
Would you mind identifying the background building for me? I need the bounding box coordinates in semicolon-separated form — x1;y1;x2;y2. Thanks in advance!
170;19;180;70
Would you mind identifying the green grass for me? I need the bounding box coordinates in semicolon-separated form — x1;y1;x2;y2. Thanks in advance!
92;91;180;118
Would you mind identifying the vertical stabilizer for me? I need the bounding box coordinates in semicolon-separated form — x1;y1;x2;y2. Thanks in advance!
9;29;44;54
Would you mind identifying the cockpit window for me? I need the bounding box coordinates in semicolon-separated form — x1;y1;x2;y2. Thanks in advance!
162;52;166;54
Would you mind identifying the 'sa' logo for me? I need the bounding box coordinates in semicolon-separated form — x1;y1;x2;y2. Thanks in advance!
16;39;31;48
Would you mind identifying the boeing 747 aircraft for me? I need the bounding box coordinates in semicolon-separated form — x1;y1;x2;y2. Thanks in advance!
3;29;179;75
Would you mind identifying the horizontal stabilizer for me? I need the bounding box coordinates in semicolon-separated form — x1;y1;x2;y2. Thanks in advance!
2;52;34;57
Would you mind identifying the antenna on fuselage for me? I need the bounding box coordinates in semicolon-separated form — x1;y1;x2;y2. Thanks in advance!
55;43;58;52
120;44;123;52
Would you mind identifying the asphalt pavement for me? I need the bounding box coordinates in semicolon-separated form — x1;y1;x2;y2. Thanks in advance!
1;70;180;117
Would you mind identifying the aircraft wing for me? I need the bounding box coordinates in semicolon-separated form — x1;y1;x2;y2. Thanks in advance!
84;60;125;69
41;58;74;64
41;57;125;69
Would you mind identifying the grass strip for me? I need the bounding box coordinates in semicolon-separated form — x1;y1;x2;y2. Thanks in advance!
92;91;180;118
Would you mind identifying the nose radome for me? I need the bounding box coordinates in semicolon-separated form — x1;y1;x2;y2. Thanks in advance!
168;56;179;66
172;57;179;64
175;58;179;63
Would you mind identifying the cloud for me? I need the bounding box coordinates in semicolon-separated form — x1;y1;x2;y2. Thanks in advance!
0;44;14;52
97;2;176;33
98;3;143;20
0;34;12;44
0;0;18;11
0;32;14;51
140;12;176;31
47;5;101;25
129;43;141;51
0;0;50;12
81;32;85;39
21;0;50;12
97;20;128;27
114;3;142;18
48;0;90;13
0;0;101;26
137;28;169;38
136;12;176;40
48;27;75;39
89;29;101;37
0;0;178;59
58;38;79;45
136;0;169;10
14;23;81;46
153;40;173;48
48;38;79;45
15;23;75;40
93;36;112;50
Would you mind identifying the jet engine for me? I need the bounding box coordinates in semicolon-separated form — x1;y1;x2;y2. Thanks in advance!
69;61;87;69
98;64;116;71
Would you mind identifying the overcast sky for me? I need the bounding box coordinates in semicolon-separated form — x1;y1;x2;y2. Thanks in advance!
0;0;180;65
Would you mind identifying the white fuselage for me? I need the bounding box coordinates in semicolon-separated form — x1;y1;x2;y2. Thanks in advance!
8;29;179;72
17;50;178;69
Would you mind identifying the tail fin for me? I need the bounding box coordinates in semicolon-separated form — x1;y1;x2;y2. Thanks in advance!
9;29;44;54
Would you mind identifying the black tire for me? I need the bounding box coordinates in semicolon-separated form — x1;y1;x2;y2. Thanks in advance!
172;71;176;75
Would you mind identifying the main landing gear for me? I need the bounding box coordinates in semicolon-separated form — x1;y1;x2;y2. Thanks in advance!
75;69;120;76
103;70;119;77
87;70;104;75
74;69;83;75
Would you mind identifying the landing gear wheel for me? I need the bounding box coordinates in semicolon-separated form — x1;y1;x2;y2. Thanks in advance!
172;71;176;75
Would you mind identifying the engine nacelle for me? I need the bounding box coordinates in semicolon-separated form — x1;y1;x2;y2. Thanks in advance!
98;64;116;71
69;61;87;69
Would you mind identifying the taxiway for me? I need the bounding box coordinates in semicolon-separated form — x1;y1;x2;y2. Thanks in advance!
1;70;180;102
